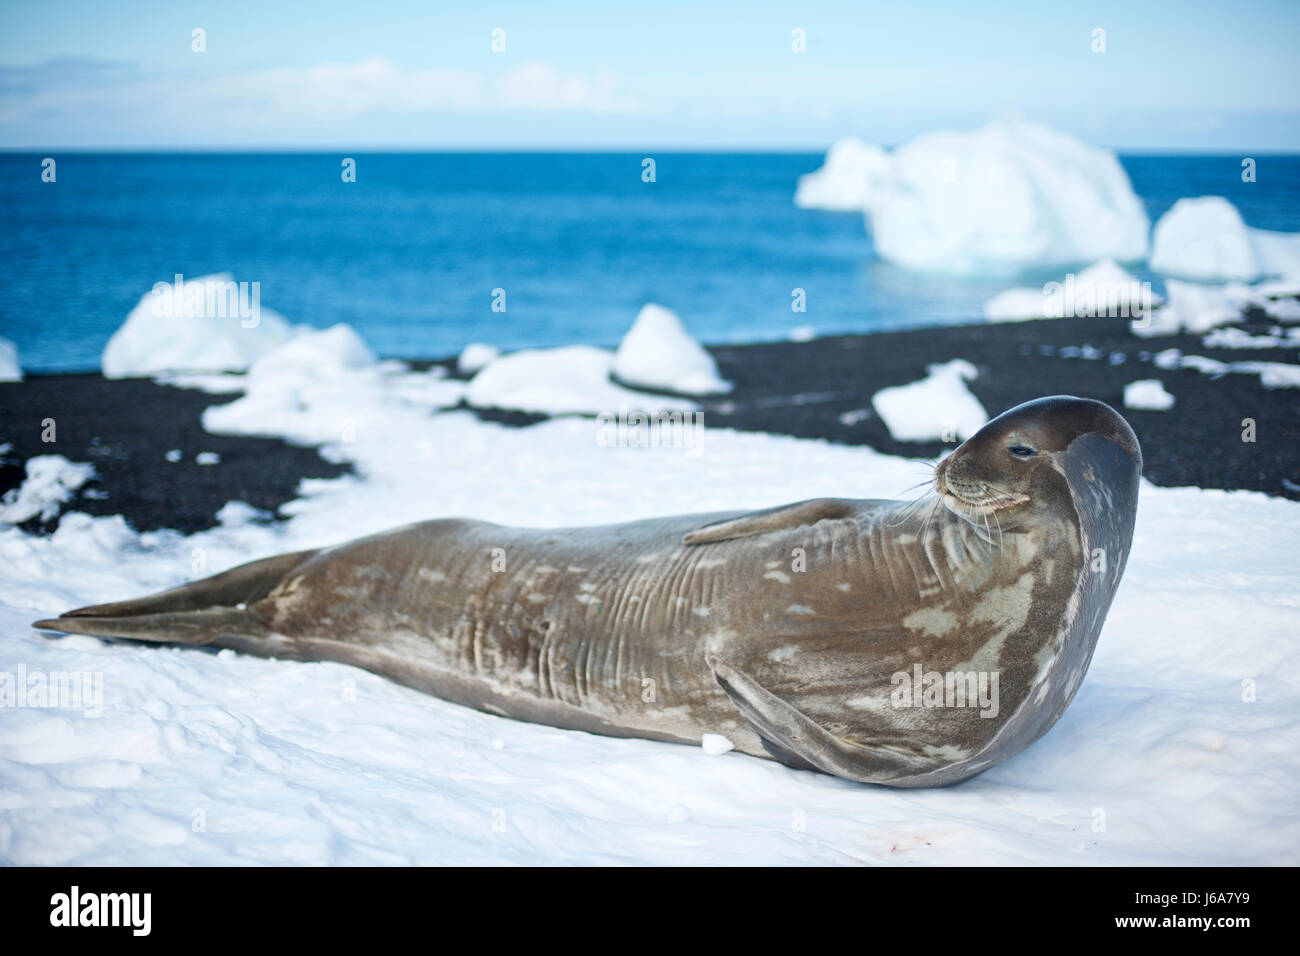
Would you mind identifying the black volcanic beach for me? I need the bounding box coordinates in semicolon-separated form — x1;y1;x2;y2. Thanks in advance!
3;310;1297;536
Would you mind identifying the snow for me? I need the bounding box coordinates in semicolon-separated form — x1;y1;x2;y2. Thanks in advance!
1150;197;1300;282
102;273;297;379
466;345;696;416
2;326;1298;864
1123;380;1175;411
612;304;731;395
984;259;1159;321
0;456;95;524
0;337;21;382
457;343;499;376
701;734;735;755
1131;280;1249;338
1151;348;1300;389
801;120;1150;274
1263;297;1300;321
794;137;892;211
202;327;464;448
871;360;988;442
1202;327;1300;349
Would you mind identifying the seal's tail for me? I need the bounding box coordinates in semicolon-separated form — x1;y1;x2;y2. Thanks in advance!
32;547;320;647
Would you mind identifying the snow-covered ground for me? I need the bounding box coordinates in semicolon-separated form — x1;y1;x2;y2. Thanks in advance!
3;354;1298;864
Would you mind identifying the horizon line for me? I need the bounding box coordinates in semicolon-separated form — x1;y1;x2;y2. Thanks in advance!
4;144;1298;156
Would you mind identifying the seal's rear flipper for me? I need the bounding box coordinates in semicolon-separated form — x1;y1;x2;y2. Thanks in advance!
32;547;319;645
683;498;856;545
705;654;920;785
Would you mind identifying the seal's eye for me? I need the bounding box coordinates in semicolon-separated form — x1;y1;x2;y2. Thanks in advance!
1008;444;1037;459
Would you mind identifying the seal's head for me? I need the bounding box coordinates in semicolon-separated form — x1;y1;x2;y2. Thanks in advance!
935;396;1142;530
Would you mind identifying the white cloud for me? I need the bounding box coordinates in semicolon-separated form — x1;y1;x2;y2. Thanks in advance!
2;56;644;133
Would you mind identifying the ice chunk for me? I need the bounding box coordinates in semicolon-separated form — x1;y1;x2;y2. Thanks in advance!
820;121;1149;274
1202;327;1299;349
871;359;987;442
701;734;735;755
1123;380;1175;411
458;343;500;375
984;259;1159;321
1150;197;1258;281
1150;197;1300;281
1232;361;1300;389
245;323;375;384
0;456;95;525
612;304;731;395
203;325;463;446
1131;280;1246;338
0;337;21;382
102;273;296;379
467;345;697;416
794;137;892;211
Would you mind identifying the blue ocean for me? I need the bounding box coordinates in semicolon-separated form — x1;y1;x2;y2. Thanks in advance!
2;152;1299;374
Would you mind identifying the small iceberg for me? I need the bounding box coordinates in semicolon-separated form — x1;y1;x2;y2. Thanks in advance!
1123;380;1175;411
612;304;731;395
1150;197;1300;282
0;337;21;382
102;273;295;379
467;345;696;416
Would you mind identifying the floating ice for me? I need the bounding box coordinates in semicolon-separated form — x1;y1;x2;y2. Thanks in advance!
612;304;731;396
1150;197;1300;282
467;345;697;416
102;273;296;379
1123;380;1175;411
0;337;21;382
794;137;892;211
802;121;1150;274
871;359;987;442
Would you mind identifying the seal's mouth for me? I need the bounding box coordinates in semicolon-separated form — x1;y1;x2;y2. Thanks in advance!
933;457;1029;517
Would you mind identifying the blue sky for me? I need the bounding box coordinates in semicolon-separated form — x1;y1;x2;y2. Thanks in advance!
2;0;1298;149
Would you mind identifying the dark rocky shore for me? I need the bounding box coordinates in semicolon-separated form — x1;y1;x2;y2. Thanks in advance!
2;311;1298;535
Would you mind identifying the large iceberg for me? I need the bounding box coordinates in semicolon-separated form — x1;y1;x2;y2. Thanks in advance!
1150;197;1300;281
102;273;296;379
798;121;1150;274
612;304;731;395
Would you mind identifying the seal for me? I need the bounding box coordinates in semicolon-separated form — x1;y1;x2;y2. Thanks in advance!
34;395;1141;787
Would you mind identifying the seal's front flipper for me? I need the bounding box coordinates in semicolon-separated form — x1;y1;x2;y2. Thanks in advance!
705;654;921;785
31;547;318;646
683;498;856;545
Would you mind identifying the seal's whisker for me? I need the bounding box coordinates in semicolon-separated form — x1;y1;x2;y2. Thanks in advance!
886;489;938;527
